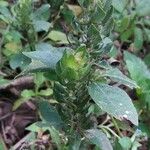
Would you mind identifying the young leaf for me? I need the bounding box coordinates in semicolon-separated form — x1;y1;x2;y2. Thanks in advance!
88;83;138;125
47;30;69;44
85;129;113;150
26;121;50;133
103;68;139;89
134;27;143;50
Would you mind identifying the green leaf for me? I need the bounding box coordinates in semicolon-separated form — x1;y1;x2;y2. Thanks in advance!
91;5;105;23
68;134;81;150
34;72;45;88
0;1;9;7
0;135;7;150
112;0;127;12
39;88;53;96
104;0;112;12
0;6;12;23
0;76;10;87
21;89;35;98
103;68;139;89
88;83;138;125
13;90;35;110
23;46;65;70
47;30;69;44
85;129;113;150
22;60;50;74
26;121;50;132
136;0;150;16
102;6;113;25
134;27;143;50
10;53;31;70
116;17;130;33
99;37;113;54
121;27;134;41
118;137;132;150
49;127;62;150
124;51;150;83
38;101;63;128
33;20;51;32
102;17;114;36
32;4;50;21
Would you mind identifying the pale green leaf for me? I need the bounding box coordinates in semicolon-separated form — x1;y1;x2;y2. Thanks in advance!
135;0;150;16
33;20;51;32
23;47;64;70
26;121;50;132
88;83;138;125
112;0;127;12
103;68;139;89
119;137;132;150
124;51;150;83
0;77;10;87
47;30;69;44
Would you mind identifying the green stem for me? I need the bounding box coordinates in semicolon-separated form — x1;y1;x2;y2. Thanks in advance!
110;116;123;137
99;125;120;139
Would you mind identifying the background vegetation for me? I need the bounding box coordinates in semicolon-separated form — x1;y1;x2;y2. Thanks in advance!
0;0;150;149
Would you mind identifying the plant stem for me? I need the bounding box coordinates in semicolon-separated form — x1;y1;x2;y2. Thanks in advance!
110;116;123;137
99;125;120;139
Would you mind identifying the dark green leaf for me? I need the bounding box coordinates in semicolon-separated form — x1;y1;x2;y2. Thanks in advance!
38;101;63;128
10;53;31;70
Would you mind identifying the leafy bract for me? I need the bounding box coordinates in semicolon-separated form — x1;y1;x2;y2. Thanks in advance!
85;129;113;150
88;83;138;125
103;68;139;89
